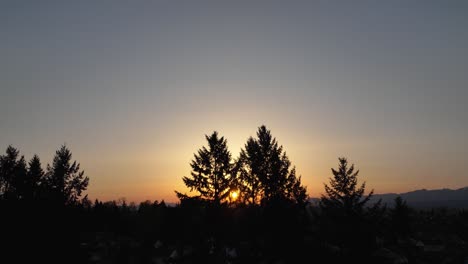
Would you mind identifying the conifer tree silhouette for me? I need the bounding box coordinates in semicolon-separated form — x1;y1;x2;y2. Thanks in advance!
26;155;45;200
46;145;89;206
11;155;27;200
176;131;234;205
319;157;379;256
320;157;373;214
0;145;27;200
391;196;411;238
237;125;307;205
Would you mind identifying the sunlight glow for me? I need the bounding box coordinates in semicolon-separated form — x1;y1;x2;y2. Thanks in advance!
230;190;239;201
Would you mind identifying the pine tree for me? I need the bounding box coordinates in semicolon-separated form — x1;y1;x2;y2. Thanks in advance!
26;155;45;200
235;139;262;205
237;125;307;205
391;196;411;238
46;145;89;206
285;167;308;206
0;146;27;200
319;157;379;254
176;131;234;205
11;156;27;200
320;157;373;214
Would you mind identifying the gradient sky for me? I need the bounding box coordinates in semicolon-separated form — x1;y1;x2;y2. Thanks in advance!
1;1;467;203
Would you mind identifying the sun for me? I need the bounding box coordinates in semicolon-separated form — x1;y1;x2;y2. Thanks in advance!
230;190;239;201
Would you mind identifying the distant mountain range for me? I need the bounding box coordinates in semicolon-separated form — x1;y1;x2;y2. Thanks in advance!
309;187;468;209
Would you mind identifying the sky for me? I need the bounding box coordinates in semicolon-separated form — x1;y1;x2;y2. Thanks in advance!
1;1;467;203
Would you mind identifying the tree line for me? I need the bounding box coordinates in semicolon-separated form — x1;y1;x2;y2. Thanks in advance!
175;125;377;213
176;125;308;207
1;125;466;263
0;144;89;206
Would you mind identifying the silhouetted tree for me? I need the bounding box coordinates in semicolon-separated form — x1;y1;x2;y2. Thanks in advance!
46;145;89;206
236;125;307;205
391;196;411;238
24;155;45;201
234;149;261;205
176;131;234;205
286;167;308;206
11;155;27;200
320;157;373;214
0;145;27;200
319;157;378;258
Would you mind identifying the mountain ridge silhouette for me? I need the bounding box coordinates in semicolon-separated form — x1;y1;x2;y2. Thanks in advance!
310;187;468;208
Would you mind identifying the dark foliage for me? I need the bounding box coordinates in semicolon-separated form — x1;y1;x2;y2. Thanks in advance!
26;155;45;200
0;145;26;200
391;196;412;239
175;131;234;205
236;125;308;206
320;157;374;213
319;157;385;262
1;130;467;264
46;145;90;206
